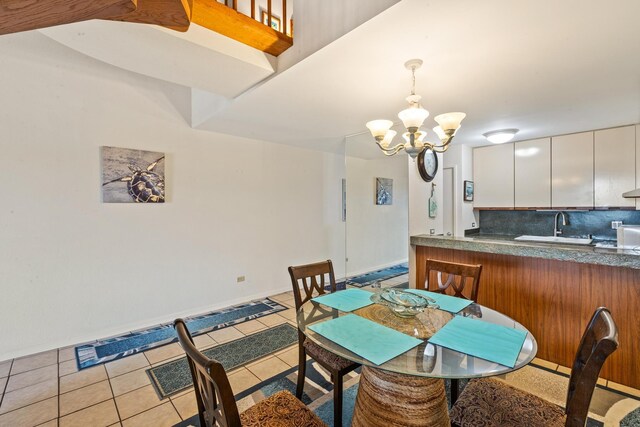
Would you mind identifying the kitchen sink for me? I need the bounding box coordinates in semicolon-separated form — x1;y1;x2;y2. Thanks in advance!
514;235;593;245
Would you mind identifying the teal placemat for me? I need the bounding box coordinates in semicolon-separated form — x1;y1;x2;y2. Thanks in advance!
407;289;473;313
308;314;422;365
312;289;374;312
428;316;527;368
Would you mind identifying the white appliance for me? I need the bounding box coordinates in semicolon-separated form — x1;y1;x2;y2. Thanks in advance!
616;225;640;249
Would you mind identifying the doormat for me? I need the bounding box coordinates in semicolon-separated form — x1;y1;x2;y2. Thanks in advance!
148;323;298;398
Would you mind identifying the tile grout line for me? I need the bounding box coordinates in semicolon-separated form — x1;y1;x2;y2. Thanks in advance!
107;373;123;424
0;360;14;410
57;350;60;426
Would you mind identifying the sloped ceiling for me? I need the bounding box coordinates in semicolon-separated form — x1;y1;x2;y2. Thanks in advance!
196;0;640;151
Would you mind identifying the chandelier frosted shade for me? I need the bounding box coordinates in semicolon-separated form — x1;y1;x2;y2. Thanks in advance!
381;130;397;149
434;112;466;131
366;120;394;139
398;106;429;130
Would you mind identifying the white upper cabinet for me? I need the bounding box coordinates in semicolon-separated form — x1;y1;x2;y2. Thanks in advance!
595;126;636;208
514;138;551;208
473;144;514;208
552;132;594;208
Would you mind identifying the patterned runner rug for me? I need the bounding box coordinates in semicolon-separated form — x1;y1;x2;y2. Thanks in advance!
335;263;408;289
75;298;286;370
148;323;298;398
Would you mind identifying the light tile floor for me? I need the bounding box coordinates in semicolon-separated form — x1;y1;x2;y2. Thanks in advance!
1;273;638;426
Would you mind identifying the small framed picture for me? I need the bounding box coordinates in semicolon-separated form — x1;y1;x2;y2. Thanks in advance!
375;177;393;205
464;180;474;202
261;11;281;32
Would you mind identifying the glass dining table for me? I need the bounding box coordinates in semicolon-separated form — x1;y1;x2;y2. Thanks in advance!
296;289;537;427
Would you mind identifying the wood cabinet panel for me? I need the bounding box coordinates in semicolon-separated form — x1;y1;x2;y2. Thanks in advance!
514;138;551;208
552;132;594;208
595;126;636;208
414;245;640;389
473;144;514;208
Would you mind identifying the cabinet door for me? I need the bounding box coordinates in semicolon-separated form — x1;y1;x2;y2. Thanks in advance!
515;138;551;208
473;144;514;208
552;132;594;208
595;126;636;208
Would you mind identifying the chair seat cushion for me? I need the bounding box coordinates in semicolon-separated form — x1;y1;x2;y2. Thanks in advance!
240;390;326;426
449;378;566;427
304;338;357;371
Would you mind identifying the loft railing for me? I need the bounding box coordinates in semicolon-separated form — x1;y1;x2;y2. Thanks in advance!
193;0;293;56
223;0;291;37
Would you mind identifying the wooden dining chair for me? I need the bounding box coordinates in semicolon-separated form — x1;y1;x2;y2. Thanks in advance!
174;319;326;427
421;258;482;403
449;307;619;427
288;260;360;427
421;259;483;302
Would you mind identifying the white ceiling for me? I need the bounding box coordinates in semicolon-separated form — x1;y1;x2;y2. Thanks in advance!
40;21;275;98
196;0;640;152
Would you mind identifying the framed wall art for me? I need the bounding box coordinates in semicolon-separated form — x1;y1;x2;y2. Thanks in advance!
101;146;165;203
376;178;393;205
261;11;281;31
464;180;474;202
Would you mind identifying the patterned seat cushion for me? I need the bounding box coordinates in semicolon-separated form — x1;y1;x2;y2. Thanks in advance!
449;378;566;427
304;338;357;371
240;390;327;426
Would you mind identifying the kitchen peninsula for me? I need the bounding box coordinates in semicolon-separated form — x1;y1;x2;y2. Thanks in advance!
411;234;640;389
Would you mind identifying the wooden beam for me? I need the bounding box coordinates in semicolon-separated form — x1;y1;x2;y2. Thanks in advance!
0;0;136;35
104;0;193;32
192;0;292;57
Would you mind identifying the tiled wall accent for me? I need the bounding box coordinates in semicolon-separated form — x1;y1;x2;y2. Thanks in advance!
478;210;640;240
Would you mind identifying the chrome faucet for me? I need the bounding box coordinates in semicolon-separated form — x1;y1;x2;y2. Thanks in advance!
554;211;568;236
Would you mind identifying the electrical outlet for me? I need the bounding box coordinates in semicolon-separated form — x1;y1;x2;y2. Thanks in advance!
430;229;435;235
611;221;623;229
236;276;245;283
472;222;477;228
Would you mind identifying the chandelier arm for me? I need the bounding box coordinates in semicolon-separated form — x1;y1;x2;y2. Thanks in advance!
430;136;455;153
375;141;405;156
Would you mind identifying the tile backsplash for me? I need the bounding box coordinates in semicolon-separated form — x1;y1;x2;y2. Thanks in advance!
478;210;640;240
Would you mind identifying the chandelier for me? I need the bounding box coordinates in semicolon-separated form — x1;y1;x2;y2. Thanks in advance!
366;59;466;158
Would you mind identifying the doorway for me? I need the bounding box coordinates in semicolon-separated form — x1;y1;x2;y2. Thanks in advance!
443;167;455;236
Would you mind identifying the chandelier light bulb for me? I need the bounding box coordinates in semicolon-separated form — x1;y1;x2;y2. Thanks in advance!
398;106;429;130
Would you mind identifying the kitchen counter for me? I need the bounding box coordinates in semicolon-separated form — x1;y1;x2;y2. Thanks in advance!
412;233;640;389
410;234;640;270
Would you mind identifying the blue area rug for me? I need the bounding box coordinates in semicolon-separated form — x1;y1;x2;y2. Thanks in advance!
148;323;299;398
339;263;408;288
75;298;286;370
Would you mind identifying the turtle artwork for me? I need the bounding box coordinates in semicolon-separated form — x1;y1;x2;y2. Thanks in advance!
101;146;165;203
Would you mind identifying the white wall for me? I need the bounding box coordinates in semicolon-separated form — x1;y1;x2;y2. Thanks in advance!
408;154;444;286
345;154;408;276
0;32;345;361
443;145;479;235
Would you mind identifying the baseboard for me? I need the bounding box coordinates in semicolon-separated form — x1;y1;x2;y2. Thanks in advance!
0;285;293;362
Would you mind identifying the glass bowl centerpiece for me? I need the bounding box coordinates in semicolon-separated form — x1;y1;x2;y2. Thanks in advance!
371;289;438;318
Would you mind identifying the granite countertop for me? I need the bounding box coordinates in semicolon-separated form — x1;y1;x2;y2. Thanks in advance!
410;234;640;270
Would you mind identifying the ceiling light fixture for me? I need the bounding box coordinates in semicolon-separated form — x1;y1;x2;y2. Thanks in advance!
365;59;466;159
483;129;519;144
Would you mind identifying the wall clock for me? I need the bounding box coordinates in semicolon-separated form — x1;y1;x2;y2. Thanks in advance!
417;149;438;182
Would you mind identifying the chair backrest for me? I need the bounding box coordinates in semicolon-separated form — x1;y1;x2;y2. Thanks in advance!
174;319;241;427
424;259;483;302
288;260;336;311
565;307;619;427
